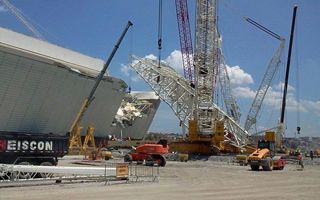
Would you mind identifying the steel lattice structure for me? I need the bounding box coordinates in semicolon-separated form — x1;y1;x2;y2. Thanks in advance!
244;39;285;132
193;0;221;134
130;56;249;147
217;37;241;123
131;56;195;128
175;0;195;84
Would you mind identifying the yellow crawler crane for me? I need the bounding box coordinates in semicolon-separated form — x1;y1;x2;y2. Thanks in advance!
169;120;240;154
168;0;247;155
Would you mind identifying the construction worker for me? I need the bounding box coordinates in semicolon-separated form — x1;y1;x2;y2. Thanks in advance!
297;151;304;169
310;150;314;161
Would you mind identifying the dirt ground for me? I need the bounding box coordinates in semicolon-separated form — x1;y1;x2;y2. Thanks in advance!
1;159;320;200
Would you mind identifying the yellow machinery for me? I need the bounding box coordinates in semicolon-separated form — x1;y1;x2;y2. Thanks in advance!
68;21;133;154
68;126;83;152
82;125;96;153
169;120;241;154
178;154;189;162
235;154;248;166
247;131;286;171
247;5;298;171
167;0;249;155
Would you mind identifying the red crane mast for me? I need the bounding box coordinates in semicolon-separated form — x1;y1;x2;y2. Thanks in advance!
175;0;195;85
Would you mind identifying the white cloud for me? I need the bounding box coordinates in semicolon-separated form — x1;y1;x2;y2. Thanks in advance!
120;64;130;76
274;82;295;91
225;64;308;115
231;77;312;115
263;86;283;106
145;54;157;60
126;50;318;117
303;100;320;116
247;84;308;113
0;5;7;13
226;65;254;87
131;75;141;82
232;86;256;99
120;63;140;82
120;54;159;83
163;51;254;87
164;50;183;75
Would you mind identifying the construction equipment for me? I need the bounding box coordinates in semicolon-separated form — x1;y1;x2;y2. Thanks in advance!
81;125;96;153
0;131;68;166
314;149;320;158
124;139;169;167
235;154;248;166
244;18;285;133
248;131;286;171
171;0;247;153
218;46;241;123
0;131;68;178
278;5;298;145
68;21;133;153
178;153;189;162
250;5;299;153
84;136;113;161
175;0;195;86
130;0;249;154
248;6;300;172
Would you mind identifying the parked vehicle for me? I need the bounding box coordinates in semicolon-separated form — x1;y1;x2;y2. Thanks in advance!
124;139;169;167
0;131;68;166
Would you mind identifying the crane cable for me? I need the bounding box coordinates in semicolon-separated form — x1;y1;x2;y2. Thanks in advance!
156;0;163;82
157;0;163;66
294;16;301;136
1;0;45;40
127;26;134;93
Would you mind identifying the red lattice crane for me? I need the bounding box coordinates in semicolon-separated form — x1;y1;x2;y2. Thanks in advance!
175;0;195;86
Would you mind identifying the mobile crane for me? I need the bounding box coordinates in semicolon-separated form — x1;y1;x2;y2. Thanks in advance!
248;5;299;171
68;21;133;153
244;18;285;134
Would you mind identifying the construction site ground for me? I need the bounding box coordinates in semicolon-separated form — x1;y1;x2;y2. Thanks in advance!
1;156;320;200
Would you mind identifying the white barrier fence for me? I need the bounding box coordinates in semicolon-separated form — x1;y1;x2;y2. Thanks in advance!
1;165;116;176
0;163;159;187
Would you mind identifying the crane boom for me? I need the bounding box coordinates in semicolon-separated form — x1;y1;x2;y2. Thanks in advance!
218;52;241;122
194;0;219;134
175;0;195;85
244;18;285;132
1;0;45;40
130;55;249;147
68;21;133;149
277;5;298;146
130;0;251;153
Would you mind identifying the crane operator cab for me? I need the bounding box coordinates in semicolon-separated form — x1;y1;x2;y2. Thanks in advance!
257;140;275;157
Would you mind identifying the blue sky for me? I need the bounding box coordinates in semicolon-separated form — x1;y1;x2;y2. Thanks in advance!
1;0;319;137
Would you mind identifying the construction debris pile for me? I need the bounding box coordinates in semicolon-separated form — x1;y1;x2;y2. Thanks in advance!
114;102;142;127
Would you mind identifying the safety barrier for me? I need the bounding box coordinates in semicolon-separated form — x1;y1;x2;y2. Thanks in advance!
0;162;159;187
128;163;159;182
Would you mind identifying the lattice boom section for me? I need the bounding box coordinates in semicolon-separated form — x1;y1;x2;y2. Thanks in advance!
131;56;195;127
130;56;249;147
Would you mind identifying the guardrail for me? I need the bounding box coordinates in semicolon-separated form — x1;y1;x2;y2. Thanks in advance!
0;162;159;187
